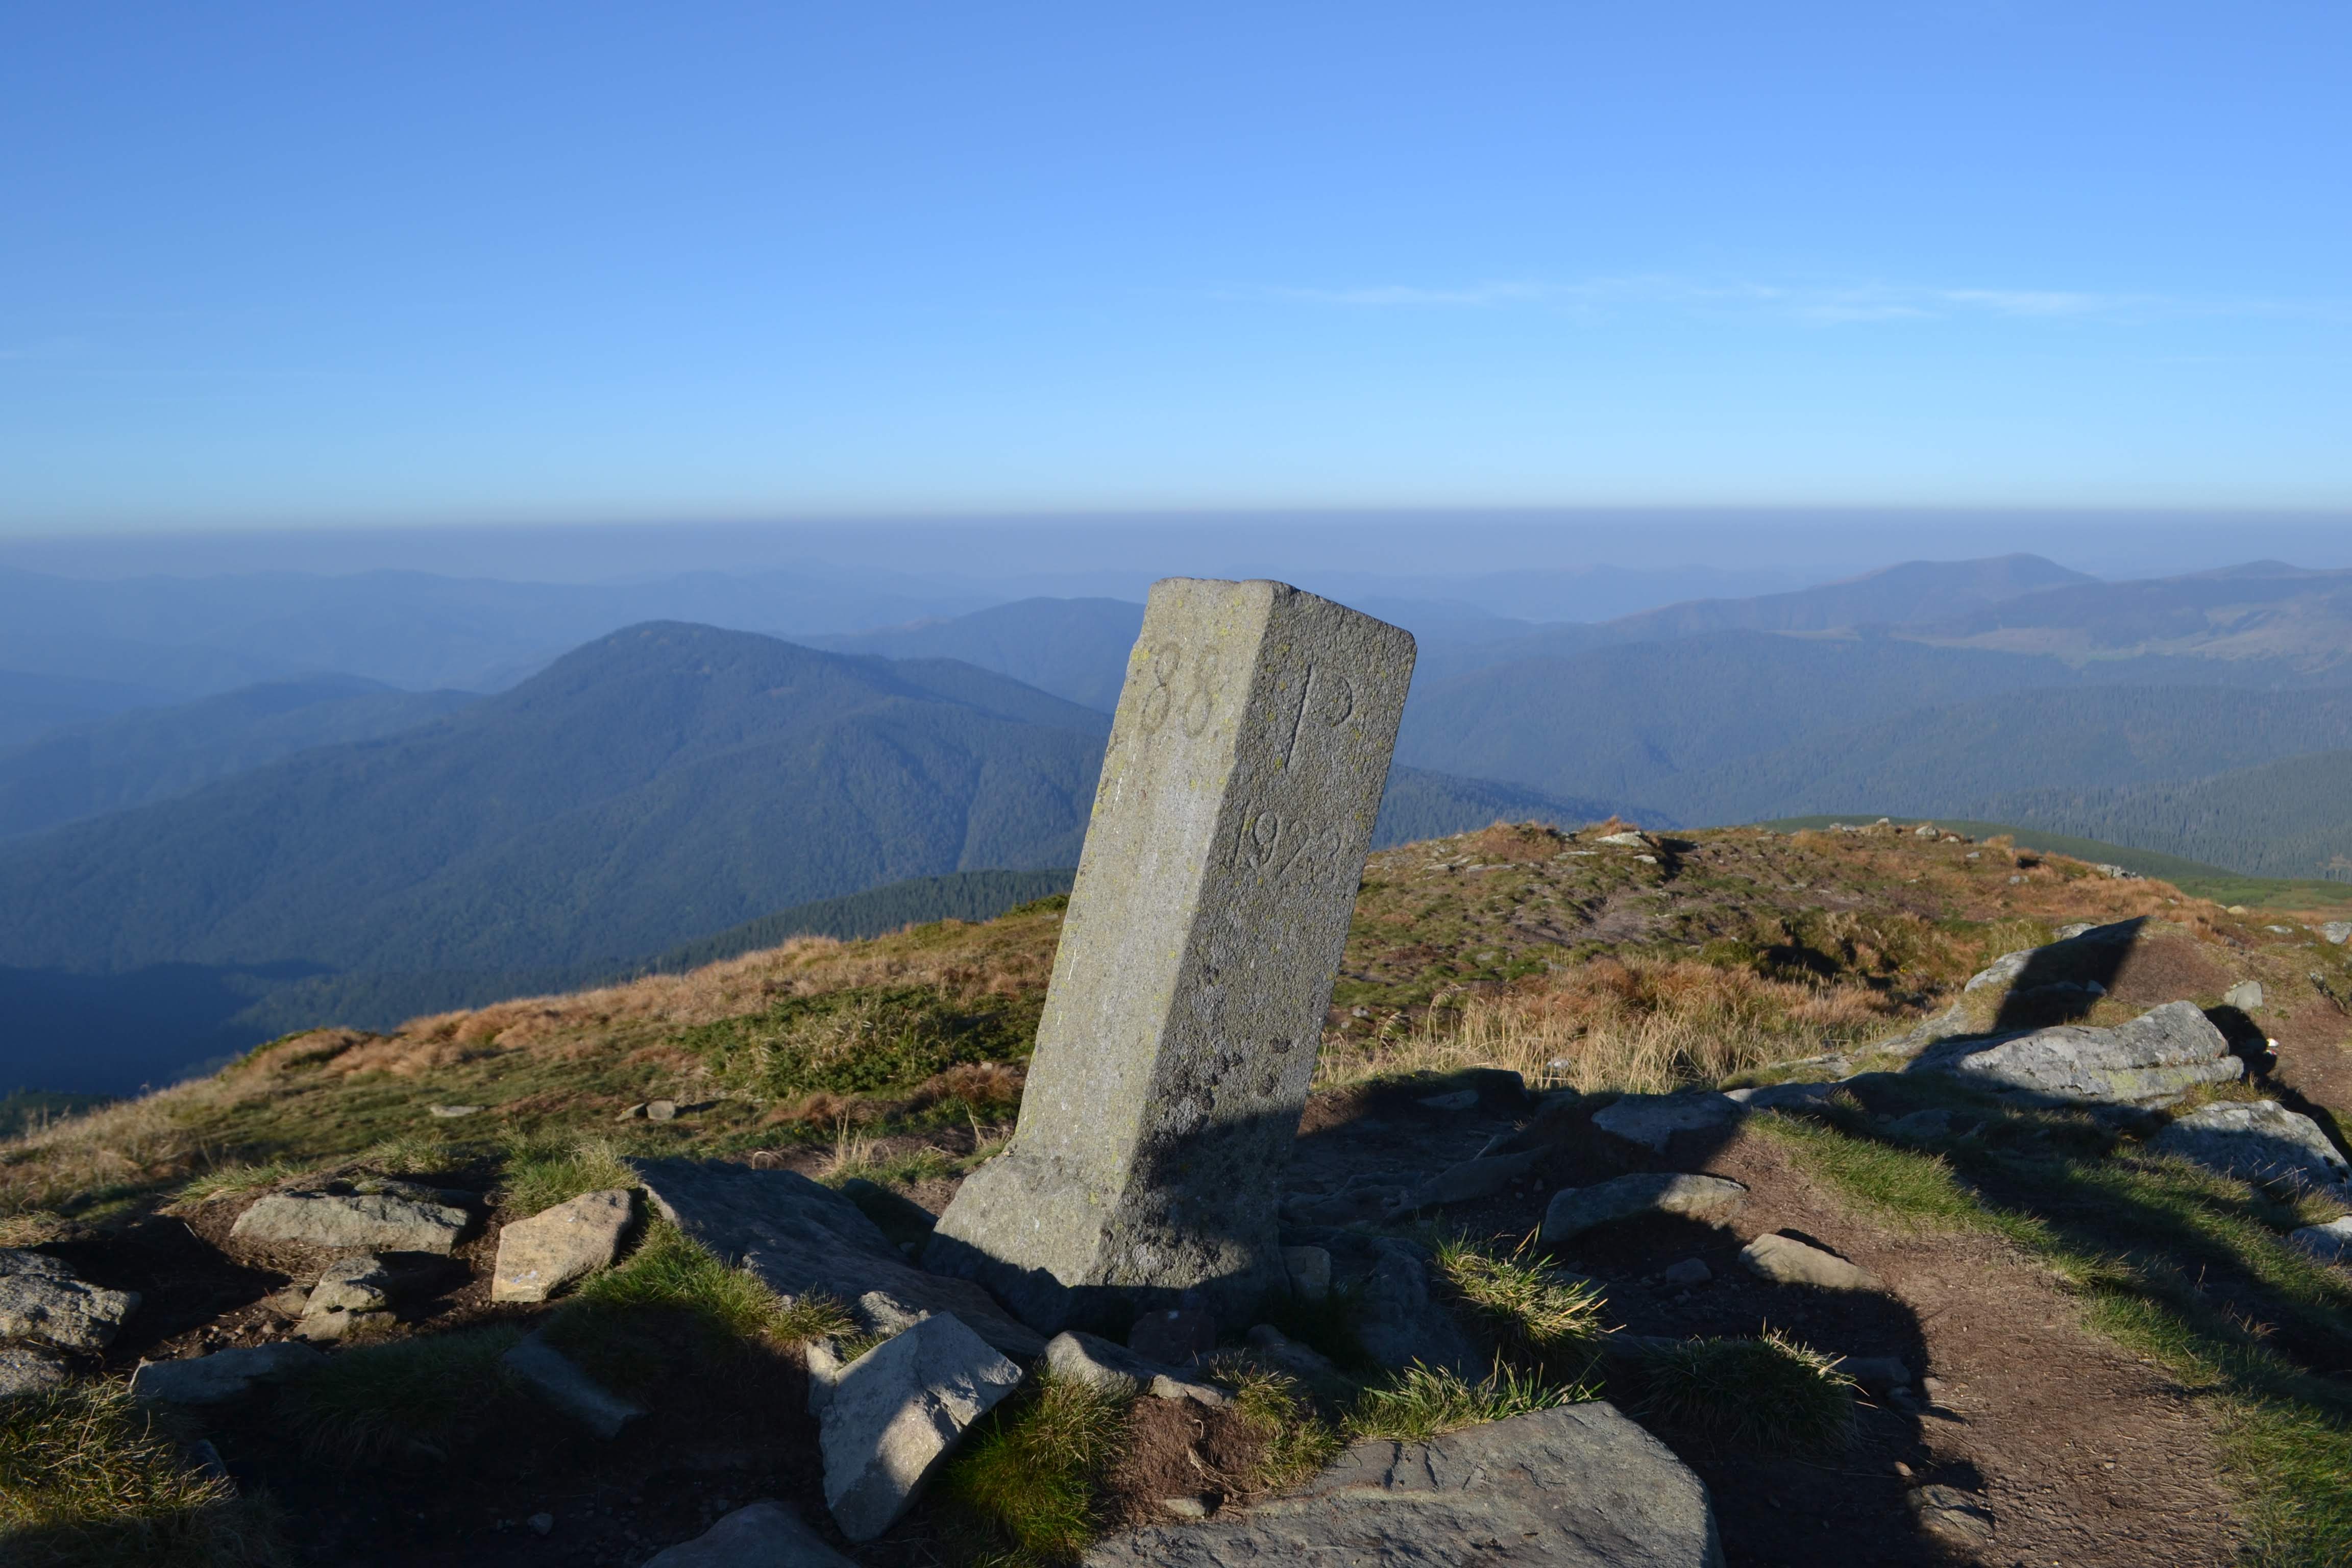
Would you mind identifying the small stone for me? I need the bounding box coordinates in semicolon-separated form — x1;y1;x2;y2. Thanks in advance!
1723;1080;1841;1113
1590;1092;1740;1154
647;1099;680;1121
492;1189;637;1303
1159;1497;1211;1520
528;1513;554;1537
2224;980;2265;1012
1911;1484;1994;1549
427;1104;482;1119
819;1313;1025;1541
1128;1306;1215;1366
0;1342;70;1399
1830;1355;1911;1394
1658;1258;1710;1287
1046;1330;1205;1401
1739;1233;1878;1291
640;1500;856;1566
264;1286;310;1316
231;1190;470;1254
1415;1090;1479;1112
1410;1148;1547;1209
307;1255;393;1315
131;1341;323;1404
1282;1245;1331;1304
1540;1173;1748;1245
0;1249;139;1351
2322;922;2352;945
618;1102;649;1120
503;1333;646;1439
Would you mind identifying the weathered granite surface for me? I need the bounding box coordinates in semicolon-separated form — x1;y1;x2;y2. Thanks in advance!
0;1248;138;1351
1082;1403;1724;1566
493;1188;637;1303
929;579;1414;1330
1915;1000;2243;1106
230;1189;471;1253
2151;1100;2352;1196
633;1159;1042;1356
131;1341;322;1404
1542;1174;1748;1245
819;1313;1024;1542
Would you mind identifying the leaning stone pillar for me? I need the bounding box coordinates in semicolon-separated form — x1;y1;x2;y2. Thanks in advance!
926;578;1413;1330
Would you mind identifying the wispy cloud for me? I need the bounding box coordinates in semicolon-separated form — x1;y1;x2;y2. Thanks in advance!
1240;275;2333;326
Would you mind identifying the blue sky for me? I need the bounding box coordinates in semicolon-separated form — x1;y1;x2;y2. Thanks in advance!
5;3;2348;529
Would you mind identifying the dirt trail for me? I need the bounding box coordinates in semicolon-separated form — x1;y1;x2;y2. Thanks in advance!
1695;1131;2244;1568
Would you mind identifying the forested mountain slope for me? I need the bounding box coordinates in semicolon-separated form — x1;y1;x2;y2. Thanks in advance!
0;676;480;839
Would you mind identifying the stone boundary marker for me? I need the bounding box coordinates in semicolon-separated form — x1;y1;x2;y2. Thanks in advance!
929;578;1414;1329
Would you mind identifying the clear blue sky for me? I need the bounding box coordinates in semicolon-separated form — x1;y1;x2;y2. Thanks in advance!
5;3;2348;530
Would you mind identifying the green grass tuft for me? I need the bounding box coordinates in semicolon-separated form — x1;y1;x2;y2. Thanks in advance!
676;984;1043;1100
0;1382;286;1566
936;1373;1130;1565
278;1326;526;1465
1343;1360;1572;1443
1630;1330;1857;1453
543;1220;851;1395
1433;1234;1609;1384
176;1160;300;1204
497;1131;640;1217
1221;1362;1345;1492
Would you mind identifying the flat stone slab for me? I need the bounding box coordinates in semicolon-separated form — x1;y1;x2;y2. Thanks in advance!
1592;1092;1741;1154
0;1248;139;1351
131;1341;323;1404
503;1333;646;1439
641;1500;855;1567
2152;1101;2352;1196
0;1342;69;1399
1739;1233;1878;1291
1045;1331;1224;1406
494;1188;637;1303
1915;1000;2242;1107
819;1312;1025;1542
1542;1174;1748;1246
231;1189;471;1254
1082;1403;1724;1566
633;1159;1042;1356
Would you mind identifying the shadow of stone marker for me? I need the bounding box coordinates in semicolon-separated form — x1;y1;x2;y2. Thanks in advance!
926;578;1415;1332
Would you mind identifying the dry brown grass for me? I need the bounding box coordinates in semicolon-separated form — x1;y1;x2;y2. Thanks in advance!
1318;955;1894;1094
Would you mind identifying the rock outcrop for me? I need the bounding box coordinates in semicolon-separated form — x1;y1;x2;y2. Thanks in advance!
1542;1174;1748;1245
0;1249;138;1351
231;1188;471;1254
1082;1403;1724;1566
2151;1100;2352;1196
1916;1001;2242;1106
1739;1233;1878;1291
632;1159;1042;1356
131;1341;323;1404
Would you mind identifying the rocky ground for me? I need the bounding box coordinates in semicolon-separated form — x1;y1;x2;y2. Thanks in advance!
3;821;2349;1566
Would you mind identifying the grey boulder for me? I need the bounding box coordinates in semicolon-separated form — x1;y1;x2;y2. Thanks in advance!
1916;1001;2242;1107
1591;1092;1741;1154
640;1500;854;1567
1083;1402;1723;1566
2322;922;2352;946
1542;1174;1748;1246
2289;1217;2352;1264
131;1341;323;1404
231;1190;471;1254
1411;1147;1549;1208
633;1159;1042;1356
0;1342;70;1399
0;1249;139;1351
1739;1233;1878;1291
1355;1237;1480;1374
493;1188;637;1303
819;1312;1025;1541
2151;1100;2351;1196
